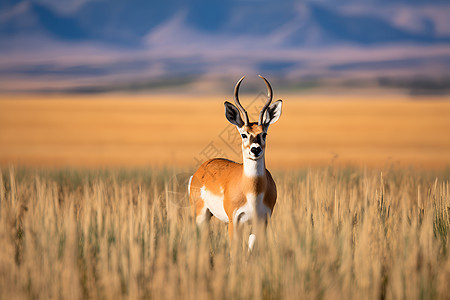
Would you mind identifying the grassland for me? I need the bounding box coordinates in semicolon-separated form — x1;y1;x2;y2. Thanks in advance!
0;93;449;169
0;166;448;299
0;93;449;299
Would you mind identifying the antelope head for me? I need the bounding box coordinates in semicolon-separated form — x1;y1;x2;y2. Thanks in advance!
224;75;282;161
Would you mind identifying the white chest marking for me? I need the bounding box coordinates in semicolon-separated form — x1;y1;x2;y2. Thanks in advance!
200;186;229;223
233;193;270;224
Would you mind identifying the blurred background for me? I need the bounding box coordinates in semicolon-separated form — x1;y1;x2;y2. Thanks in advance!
0;0;449;169
1;0;450;94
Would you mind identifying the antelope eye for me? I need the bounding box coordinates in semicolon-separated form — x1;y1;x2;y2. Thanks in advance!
241;134;247;139
262;133;267;139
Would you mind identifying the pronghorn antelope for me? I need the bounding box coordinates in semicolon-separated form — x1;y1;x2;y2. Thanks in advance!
188;75;282;251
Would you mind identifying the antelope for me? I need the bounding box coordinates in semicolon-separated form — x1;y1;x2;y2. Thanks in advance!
188;75;282;251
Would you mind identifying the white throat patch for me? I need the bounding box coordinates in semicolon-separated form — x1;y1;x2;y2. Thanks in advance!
243;156;266;178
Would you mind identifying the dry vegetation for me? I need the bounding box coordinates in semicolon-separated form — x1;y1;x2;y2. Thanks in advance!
0;93;449;299
0;166;449;299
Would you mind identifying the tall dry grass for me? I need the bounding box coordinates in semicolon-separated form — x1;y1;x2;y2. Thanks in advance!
0;166;449;299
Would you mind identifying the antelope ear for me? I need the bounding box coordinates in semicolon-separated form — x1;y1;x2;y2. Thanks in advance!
263;100;282;125
224;101;244;127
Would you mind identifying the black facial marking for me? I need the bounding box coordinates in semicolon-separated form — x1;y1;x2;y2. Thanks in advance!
250;133;265;145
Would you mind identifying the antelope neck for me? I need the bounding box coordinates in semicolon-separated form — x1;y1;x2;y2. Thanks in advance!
243;154;266;178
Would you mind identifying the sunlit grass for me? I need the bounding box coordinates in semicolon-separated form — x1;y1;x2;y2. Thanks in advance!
0;166;448;299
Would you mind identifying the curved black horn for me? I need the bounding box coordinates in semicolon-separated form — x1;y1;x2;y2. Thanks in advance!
234;76;249;126
258;75;273;125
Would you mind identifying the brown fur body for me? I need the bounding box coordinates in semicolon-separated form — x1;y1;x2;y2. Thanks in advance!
189;158;276;239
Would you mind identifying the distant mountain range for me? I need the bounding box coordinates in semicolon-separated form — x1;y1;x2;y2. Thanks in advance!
1;0;450;93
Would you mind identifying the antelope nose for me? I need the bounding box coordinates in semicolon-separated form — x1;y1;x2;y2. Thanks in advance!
251;146;261;156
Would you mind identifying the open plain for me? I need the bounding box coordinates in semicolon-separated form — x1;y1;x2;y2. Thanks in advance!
0;93;449;299
0;93;449;169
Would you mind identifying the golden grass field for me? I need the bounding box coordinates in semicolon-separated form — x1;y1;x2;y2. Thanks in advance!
0;166;448;299
0;93;449;299
0;93;449;169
